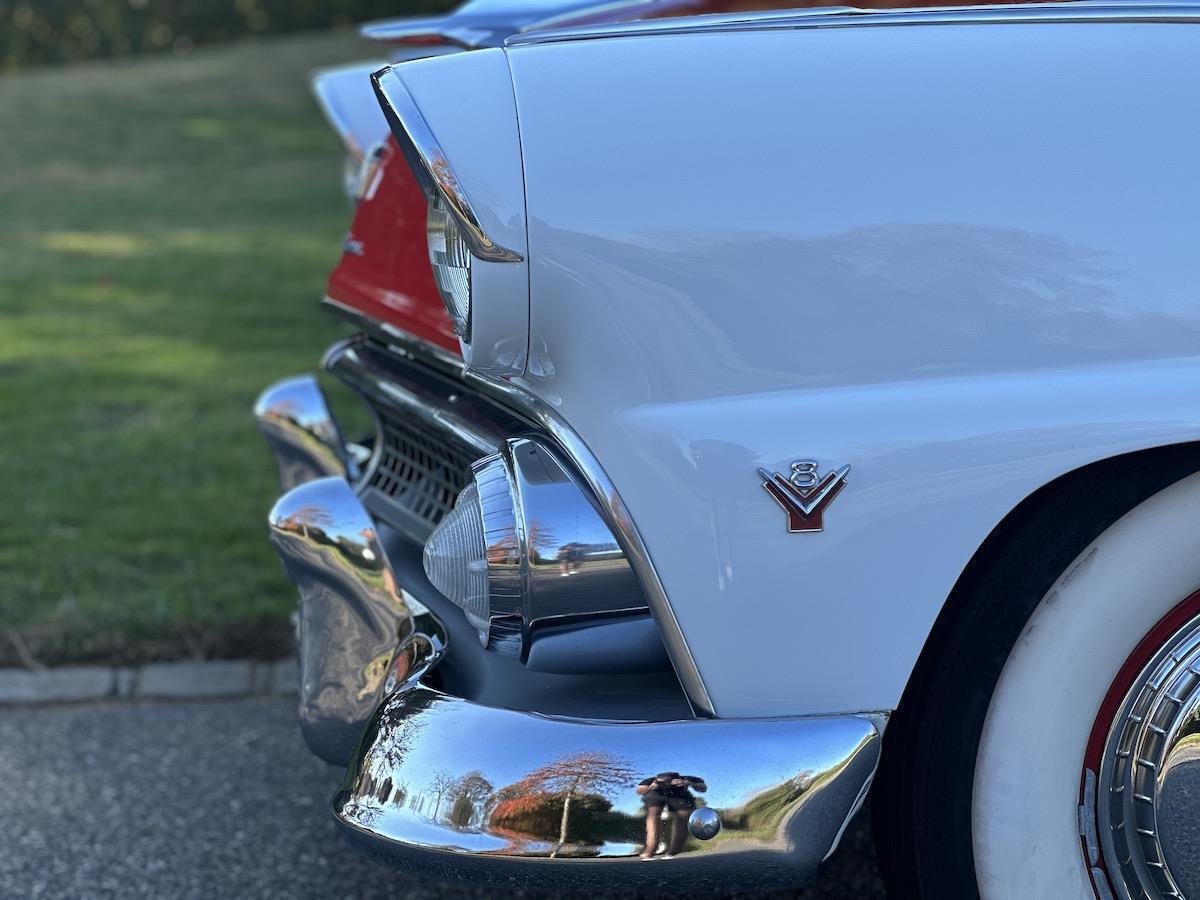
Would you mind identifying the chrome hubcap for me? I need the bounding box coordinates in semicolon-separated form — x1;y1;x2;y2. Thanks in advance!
1095;613;1200;899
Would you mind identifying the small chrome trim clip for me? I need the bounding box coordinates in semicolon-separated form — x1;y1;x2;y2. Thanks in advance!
372;67;523;264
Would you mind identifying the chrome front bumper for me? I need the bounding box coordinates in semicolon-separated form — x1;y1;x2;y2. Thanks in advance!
256;350;882;889
336;684;879;889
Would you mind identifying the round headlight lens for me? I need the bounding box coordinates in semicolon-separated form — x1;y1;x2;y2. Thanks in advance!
422;480;491;639
426;193;472;337
423;453;523;649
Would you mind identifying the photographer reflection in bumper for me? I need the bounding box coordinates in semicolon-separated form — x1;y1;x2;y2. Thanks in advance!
637;772;708;859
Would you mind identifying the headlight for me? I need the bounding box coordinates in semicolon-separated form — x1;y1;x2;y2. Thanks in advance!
420;480;491;637
426;192;472;337
422;438;649;656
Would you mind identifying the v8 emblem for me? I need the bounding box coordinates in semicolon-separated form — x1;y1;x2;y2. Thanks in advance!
757;459;850;533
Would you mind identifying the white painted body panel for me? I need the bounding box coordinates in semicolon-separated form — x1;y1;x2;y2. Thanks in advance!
312;61;390;159
311;49;461;158
395;50;531;375
491;20;1200;716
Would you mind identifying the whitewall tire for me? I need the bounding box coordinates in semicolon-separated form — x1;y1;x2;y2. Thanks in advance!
973;470;1200;899
872;448;1200;900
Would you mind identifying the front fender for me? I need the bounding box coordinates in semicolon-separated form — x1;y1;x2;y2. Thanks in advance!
502;16;1200;716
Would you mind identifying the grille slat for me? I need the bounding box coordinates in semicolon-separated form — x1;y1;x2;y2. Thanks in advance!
324;336;521;544
362;407;476;540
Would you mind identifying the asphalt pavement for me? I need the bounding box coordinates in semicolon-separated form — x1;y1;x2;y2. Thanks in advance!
0;697;886;899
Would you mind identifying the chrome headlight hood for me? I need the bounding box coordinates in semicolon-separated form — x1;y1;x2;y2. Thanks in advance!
371;51;529;377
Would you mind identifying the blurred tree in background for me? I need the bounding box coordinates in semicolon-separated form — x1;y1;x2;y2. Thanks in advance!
0;0;457;71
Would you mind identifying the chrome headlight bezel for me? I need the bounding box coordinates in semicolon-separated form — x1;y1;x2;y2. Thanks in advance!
423;438;649;657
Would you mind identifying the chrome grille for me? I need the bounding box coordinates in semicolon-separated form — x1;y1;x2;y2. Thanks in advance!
324;335;518;544
362;407;476;540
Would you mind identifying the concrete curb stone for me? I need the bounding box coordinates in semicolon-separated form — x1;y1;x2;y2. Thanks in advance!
270;657;299;695
138;660;253;699
0;658;298;705
0;667;113;704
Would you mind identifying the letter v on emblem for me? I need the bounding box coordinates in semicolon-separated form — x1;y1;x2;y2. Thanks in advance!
757;461;850;533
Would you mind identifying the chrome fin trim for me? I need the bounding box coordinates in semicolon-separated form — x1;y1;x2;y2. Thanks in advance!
371;67;523;264
359;16;486;49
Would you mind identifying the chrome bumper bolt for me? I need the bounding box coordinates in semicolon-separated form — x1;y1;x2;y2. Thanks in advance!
687;806;722;840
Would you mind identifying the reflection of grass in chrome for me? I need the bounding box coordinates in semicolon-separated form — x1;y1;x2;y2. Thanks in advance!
301;535;395;604
291;426;340;466
0;29;375;663
698;759;850;851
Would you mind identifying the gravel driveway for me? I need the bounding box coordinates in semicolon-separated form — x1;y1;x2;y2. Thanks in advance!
0;697;885;898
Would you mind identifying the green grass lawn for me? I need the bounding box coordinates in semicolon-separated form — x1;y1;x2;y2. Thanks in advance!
0;30;375;664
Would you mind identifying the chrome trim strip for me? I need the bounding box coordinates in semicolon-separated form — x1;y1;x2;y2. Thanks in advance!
359;17;486;50
334;682;881;886
360;21;472;47
507;2;1200;45
254;375;350;490
371;68;523;264
465;370;718;717
517;0;652;32
269;477;447;765
323;337;504;456
322;297;466;377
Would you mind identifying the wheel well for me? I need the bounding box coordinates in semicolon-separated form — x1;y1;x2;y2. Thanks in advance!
907;441;1200;711
872;441;1200;897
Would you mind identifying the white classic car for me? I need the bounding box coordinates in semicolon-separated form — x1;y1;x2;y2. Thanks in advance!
256;4;1200;897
